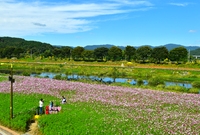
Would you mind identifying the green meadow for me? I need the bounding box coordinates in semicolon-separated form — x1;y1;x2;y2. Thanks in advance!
0;60;200;134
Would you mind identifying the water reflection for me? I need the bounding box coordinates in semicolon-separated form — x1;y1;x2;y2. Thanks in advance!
30;72;192;89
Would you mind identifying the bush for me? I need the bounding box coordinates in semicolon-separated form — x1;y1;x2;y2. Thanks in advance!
165;85;188;92
156;84;165;89
188;88;199;94
148;77;164;87
192;81;200;88
22;72;30;76
137;78;143;86
53;74;62;80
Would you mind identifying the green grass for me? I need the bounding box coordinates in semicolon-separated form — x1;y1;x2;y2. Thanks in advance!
0;74;7;82
38;102;165;135
0;93;59;132
1;60;200;84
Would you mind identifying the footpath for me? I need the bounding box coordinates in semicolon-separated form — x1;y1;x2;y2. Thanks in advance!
0;125;20;135
0;120;40;135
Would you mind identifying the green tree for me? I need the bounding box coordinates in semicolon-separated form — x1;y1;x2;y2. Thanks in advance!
13;47;25;58
2;46;16;58
94;47;109;61
60;46;72;60
124;45;136;61
71;46;84;60
136;46;152;62
108;46;122;61
43;50;53;58
52;48;63;58
82;50;95;60
169;47;188;62
152;46;168;63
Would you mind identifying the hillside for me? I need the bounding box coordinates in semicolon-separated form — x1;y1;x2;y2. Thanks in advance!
0;37;54;51
0;36;199;52
190;48;200;55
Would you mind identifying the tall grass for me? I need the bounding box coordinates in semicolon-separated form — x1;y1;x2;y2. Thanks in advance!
0;93;58;132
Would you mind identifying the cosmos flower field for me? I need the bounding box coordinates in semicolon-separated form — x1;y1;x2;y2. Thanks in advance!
0;76;200;134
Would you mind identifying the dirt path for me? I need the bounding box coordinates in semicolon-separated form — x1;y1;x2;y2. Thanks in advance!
0;121;40;135
0;125;20;135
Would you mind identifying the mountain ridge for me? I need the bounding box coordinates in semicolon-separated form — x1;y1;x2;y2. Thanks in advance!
84;43;200;51
1;36;200;52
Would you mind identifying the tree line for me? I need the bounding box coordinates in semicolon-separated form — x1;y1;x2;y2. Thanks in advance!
0;37;189;63
71;45;189;63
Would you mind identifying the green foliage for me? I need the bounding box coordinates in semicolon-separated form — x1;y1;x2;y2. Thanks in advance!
165;85;188;92
71;46;84;60
156;84;165;89
82;50;95;60
137;78;143;86
0;93;58;132
192;81;200;88
148;77;164;87
0;74;7;82
108;46;122;61
136;46;152;62
94;47;109;60
22;72;30;76
169;47;188;62
188;88;199;94
152;46;168;63
125;46;136;61
53;74;62;80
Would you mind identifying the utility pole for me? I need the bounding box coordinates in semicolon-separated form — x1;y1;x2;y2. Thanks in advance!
9;64;15;119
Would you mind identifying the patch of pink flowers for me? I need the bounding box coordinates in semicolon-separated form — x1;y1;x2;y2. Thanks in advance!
0;76;199;134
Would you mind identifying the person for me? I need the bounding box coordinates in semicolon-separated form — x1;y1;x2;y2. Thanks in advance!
39;98;44;115
49;101;53;111
61;96;66;104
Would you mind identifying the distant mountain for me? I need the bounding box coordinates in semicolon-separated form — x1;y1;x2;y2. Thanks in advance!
163;44;183;50
163;44;200;51
190;48;200;55
84;44;200;51
84;44;126;50
184;46;200;51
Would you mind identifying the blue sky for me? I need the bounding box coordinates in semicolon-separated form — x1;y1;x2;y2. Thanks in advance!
0;0;199;47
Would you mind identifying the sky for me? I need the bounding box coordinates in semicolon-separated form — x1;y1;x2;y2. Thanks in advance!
0;0;200;47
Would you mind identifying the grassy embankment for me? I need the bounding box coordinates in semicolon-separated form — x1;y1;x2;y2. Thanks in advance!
1;59;200;93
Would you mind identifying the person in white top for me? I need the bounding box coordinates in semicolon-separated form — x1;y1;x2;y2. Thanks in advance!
39;99;44;115
61;96;66;104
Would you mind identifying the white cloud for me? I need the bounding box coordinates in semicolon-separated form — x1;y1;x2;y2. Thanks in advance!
0;0;153;36
108;0;153;6
189;30;197;33
169;2;189;7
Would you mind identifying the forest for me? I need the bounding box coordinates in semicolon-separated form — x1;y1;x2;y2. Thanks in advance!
0;36;198;63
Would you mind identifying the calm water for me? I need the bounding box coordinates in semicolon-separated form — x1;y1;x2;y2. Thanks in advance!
30;72;192;89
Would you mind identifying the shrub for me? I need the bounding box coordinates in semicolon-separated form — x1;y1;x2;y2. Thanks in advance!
192;81;200;88
137;78;143;86
53;74;62;80
156;84;165;89
22;72;30;76
165;85;188;92
188;88;199;94
148;77;164;87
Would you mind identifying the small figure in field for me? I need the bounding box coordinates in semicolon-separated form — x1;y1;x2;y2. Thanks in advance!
49;101;53;110
39;98;44;115
61;96;66;104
